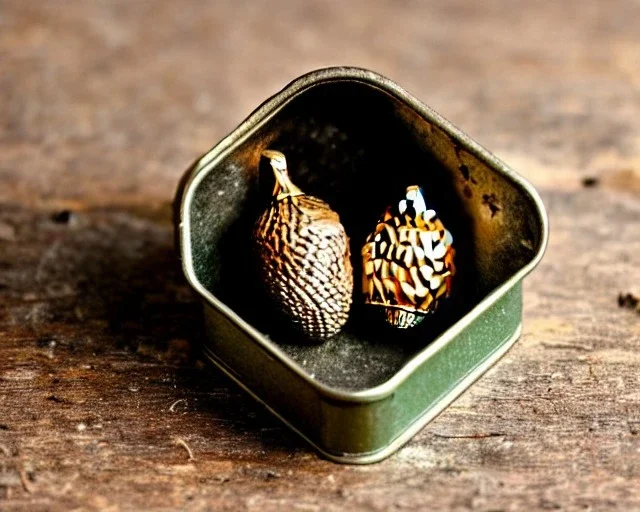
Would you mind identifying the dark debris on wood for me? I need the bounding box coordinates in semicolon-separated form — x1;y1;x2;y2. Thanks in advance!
618;292;640;313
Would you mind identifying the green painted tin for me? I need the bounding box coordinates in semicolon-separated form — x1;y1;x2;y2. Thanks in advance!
175;67;548;464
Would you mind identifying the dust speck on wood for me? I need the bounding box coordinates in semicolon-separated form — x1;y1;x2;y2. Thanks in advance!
173;438;195;461
618;292;640;313
581;176;599;188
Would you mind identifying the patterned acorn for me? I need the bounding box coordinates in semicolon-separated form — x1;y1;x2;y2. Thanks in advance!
361;186;455;329
252;150;353;339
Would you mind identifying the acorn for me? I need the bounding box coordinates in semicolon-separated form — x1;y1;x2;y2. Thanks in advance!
361;186;455;329
252;150;353;340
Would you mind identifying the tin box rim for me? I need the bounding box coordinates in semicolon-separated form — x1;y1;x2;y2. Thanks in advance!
177;66;549;403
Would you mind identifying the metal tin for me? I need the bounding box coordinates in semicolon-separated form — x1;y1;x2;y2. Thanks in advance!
175;67;549;464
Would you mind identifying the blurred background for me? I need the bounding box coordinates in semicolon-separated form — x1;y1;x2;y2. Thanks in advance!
3;0;639;206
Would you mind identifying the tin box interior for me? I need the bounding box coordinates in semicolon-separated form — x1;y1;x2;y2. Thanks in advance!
187;78;543;390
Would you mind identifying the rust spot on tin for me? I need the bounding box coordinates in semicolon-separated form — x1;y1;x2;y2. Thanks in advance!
482;193;501;217
455;146;477;183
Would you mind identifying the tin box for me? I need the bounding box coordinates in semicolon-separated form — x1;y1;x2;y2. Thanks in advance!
175;67;548;463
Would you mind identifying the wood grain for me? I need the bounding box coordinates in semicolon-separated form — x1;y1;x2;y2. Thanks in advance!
2;0;640;510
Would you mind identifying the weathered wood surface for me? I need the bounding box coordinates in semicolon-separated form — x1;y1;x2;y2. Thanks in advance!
2;1;640;510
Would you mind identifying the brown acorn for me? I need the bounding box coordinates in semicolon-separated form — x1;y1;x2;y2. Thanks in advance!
252;150;353;339
362;186;456;329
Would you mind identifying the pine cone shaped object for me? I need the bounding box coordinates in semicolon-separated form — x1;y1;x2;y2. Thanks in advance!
361;186;456;329
252;150;353;340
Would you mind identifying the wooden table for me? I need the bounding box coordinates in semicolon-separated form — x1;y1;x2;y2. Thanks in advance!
2;1;639;509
